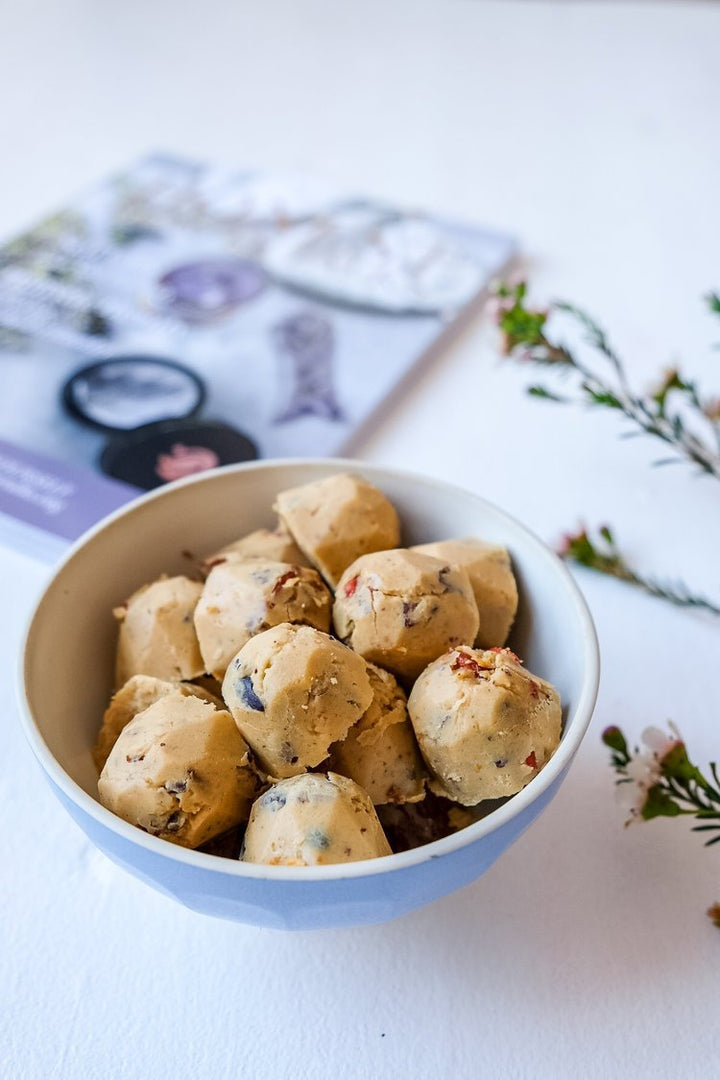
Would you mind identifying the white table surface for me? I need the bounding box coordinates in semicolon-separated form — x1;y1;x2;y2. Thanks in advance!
2;2;720;1077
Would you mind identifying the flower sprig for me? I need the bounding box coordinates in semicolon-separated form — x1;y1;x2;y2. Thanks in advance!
603;724;720;834
496;282;720;479
559;525;720;616
603;724;720;926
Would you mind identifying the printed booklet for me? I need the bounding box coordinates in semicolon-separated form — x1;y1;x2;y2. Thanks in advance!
0;153;515;559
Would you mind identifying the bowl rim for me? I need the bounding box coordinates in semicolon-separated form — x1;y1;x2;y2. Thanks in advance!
18;457;600;883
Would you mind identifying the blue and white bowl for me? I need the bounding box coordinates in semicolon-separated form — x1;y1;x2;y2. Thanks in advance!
19;460;599;930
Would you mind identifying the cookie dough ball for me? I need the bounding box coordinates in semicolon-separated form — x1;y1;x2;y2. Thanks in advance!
326;663;426;805
275;473;400;587
222;624;373;779
194;560;332;680
412;538;518;648
115;576;204;687
408;646;562;805
242;772;392;866
333;550;479;681
98;694;258;848
201;524;309;575
93;674;223;772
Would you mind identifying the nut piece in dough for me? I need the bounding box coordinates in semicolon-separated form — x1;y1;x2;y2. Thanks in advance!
194;560;332;680
200;524;309;576
93;674;223;772
222;623;373;779
333;550;479;682
115;575;204;686
274;473;400;587
98;694;258;848
242;772;392;866
326;663;426;805
408;646;562;805
412;538;518;648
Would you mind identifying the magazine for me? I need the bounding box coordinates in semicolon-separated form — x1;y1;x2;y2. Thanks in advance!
0;153;515;560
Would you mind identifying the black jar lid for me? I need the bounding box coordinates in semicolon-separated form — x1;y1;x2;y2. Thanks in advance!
63;355;205;433
100;418;258;490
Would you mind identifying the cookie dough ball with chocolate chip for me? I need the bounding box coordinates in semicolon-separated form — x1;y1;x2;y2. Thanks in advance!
333;550;479;682
200;524;309;576
115;575;204;687
242;772;392;866
98;693;258;848
326;663;426;805
93;674;224;772
412;538;518;648
194;560;332;681
408;646;562;805
274;473;400;587
222;624;373;779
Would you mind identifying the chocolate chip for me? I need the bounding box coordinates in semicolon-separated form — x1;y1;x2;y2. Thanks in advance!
279;741;297;763
438;566;459;593
494;758;508;768
402;600;420;628
235;674;264;711
306;827;330;850
261;790;286;811
165;772;193;794
165;811;184;832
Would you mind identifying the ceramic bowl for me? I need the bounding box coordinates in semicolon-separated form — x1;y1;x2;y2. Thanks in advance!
19;459;599;930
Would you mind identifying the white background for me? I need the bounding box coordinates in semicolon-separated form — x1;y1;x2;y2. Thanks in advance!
2;2;720;1077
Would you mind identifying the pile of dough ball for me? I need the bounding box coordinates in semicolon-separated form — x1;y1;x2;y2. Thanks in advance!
96;473;562;867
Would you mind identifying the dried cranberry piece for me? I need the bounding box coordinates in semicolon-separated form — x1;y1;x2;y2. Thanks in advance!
450;652;483;677
489;646;522;664
271;567;301;595
343;574;359;598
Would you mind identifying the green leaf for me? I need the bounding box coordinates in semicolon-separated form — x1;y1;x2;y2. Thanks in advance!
527;385;564;402
706;291;720;315
660;742;708;787
499;307;548;350
563;531;600;567
641;783;682;821
602;726;628;756
583;385;623;409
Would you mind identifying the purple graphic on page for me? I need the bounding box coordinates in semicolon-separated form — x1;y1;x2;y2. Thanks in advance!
0;438;138;541
272;310;345;424
157;259;267;325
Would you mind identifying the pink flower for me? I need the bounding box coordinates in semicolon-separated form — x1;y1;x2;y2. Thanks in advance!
641;723;683;761
615;723;683;824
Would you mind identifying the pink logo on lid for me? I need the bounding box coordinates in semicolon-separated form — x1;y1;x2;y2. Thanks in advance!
155;443;220;482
